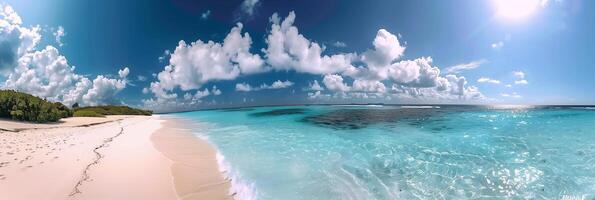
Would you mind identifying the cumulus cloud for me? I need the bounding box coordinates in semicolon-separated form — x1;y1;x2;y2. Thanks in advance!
235;82;252;92
148;22;265;100
352;79;386;93
3;46;129;106
266;11;484;102
323;74;351;92
235;80;294;92
0;5;130;107
264;12;356;75
0;4;41;73
82;73;128;106
307;80;324;91
361;29;405;68
445;59;486;74
513;71;528;85
266;80;294;89
477;77;501;84
390;74;483;100
145;10;486;111
53;26;65;47
386;57;440;87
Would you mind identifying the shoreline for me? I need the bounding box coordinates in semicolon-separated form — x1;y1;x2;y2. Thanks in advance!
151;116;232;200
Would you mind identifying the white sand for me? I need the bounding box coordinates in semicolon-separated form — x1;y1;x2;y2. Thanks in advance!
0;116;230;200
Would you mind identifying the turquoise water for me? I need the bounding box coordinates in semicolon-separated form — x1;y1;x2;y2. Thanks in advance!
171;105;595;200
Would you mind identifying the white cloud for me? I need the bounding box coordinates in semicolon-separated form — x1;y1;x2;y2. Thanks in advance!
3;46;129;106
53;26;65;47
477;77;501;84
240;0;260;17
513;71;525;79
361;29;406;68
333;41;347;48
82;73;128;106
491;41;504;50
235;82;252;92
444;59;486;74
505;84;512;88
390;74;483;100
0;4;41;73
501;92;522;98
144;10;486;111
0;5;130;107
201;10;211;20
323;74;351;92
148;22;265;100
235;80;294;92
118;67;130;78
308;80;324;91
211;85;222;95
266;80;294;89
512;71;528;85
386;57;440;87
264;12;356;75
352;79;386;93
515;79;528;85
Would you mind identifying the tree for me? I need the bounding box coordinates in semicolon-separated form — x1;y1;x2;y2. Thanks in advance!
0;90;73;123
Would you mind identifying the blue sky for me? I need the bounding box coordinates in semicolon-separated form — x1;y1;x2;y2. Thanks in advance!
1;0;593;112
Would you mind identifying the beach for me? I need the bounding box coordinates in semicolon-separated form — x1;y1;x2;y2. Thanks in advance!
0;115;230;200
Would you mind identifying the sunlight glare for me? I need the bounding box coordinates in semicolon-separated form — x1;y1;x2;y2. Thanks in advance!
493;0;542;20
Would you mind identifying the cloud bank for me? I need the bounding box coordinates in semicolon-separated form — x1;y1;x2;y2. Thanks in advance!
0;4;130;107
145;11;485;111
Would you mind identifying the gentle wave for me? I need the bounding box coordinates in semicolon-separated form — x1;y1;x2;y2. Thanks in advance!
216;152;258;200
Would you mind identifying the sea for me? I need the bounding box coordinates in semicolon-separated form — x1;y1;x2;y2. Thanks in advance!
169;105;595;200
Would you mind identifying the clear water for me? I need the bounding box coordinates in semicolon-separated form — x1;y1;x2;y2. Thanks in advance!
171;105;595;200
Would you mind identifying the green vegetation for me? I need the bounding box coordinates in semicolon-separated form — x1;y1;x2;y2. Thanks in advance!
73;110;105;117
74;105;152;117
0;90;73;123
0;90;152;122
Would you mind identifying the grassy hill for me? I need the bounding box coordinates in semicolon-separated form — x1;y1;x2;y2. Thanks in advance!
74;106;152;117
0;90;73;123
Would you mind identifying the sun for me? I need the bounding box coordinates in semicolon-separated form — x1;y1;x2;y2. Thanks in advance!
492;0;542;20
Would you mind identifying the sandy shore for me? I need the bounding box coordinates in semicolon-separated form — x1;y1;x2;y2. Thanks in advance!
0;115;230;199
152;118;232;200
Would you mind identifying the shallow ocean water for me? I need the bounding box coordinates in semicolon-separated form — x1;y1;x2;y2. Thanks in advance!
172;105;595;200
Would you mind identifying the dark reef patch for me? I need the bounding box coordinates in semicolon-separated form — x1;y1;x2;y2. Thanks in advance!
250;108;308;117
301;108;441;130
